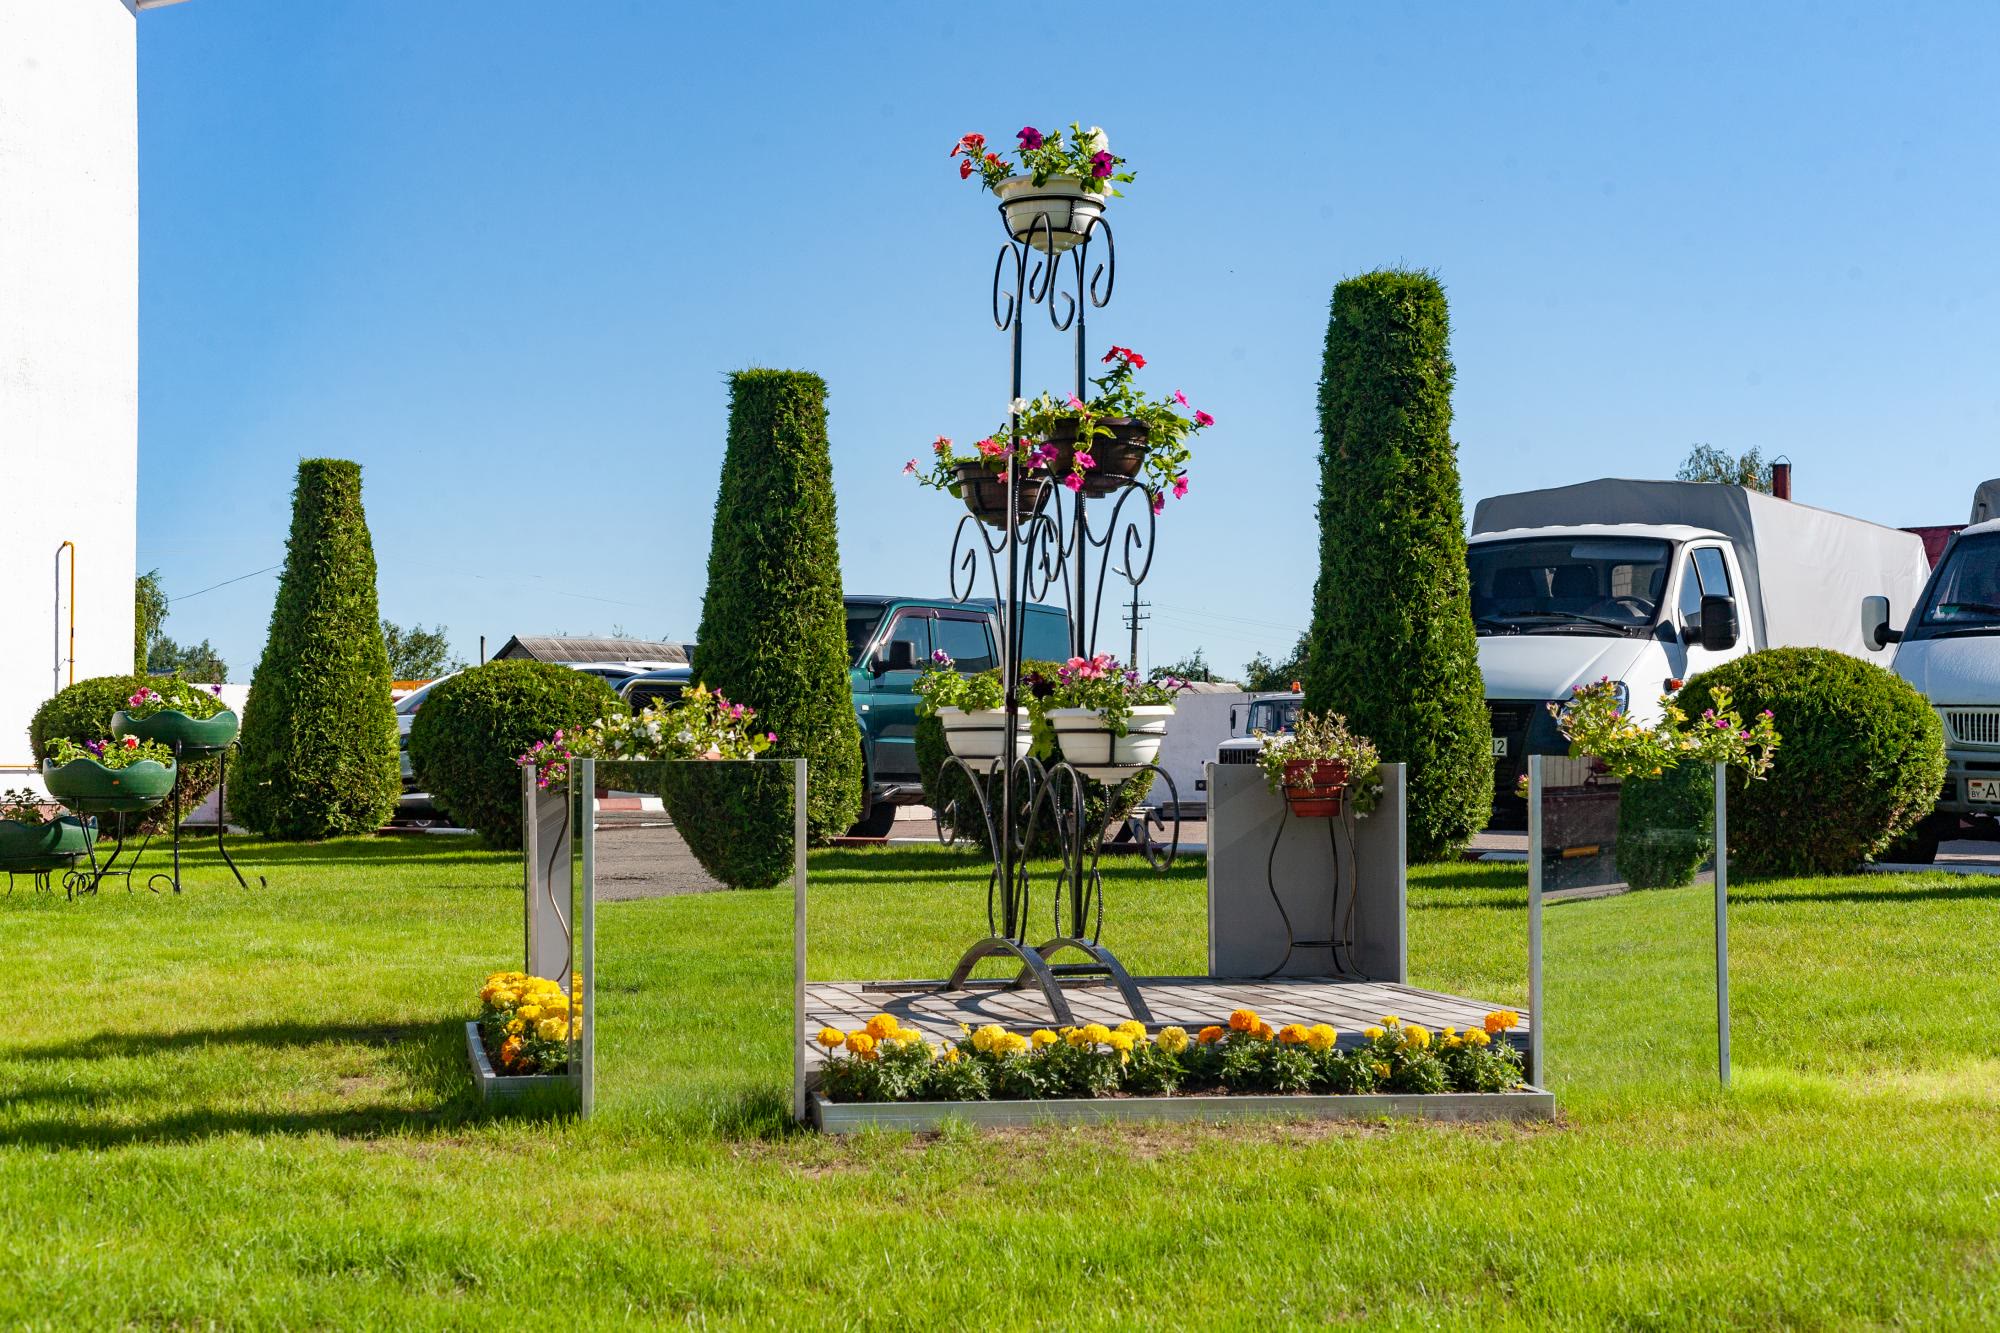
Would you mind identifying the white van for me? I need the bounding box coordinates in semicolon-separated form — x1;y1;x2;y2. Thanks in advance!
1469;479;1932;822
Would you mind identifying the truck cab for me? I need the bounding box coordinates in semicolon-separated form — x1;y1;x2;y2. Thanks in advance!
844;595;1070;835
1865;517;2000;858
1217;692;1302;767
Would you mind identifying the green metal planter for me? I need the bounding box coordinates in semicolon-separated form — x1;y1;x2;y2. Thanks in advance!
0;816;95;872
111;708;240;755
42;758;177;815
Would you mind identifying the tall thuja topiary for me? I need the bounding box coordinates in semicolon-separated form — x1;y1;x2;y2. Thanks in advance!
1305;271;1491;860
235;459;401;839
668;369;862;858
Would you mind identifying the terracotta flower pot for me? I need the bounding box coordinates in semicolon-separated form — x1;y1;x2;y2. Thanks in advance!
995;175;1105;254
111;707;240;755
1044;417;1149;498
1283;758;1349;819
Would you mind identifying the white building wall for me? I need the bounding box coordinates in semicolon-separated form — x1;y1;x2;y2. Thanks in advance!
0;0;139;776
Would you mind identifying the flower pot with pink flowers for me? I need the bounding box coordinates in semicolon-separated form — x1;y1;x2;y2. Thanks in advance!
952;123;1134;253
1028;655;1189;784
41;737;177;815
110;679;239;756
912;652;1028;766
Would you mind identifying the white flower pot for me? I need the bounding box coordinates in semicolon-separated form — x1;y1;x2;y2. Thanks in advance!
938;708;1031;765
1045;705;1172;783
996;175;1106;254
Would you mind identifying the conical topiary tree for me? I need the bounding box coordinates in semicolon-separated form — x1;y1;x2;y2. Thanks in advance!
235;459;401;839
663;369;863;862
1304;270;1491;860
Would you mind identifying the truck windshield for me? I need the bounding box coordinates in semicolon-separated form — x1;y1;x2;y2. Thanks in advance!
845;606;885;665
1468;537;1673;636
1248;699;1298;734
1919;532;2000;632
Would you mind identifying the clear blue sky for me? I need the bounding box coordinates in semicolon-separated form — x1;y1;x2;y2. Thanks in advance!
136;1;2000;681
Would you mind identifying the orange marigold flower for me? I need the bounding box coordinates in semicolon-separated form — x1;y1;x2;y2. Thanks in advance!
1255;1021;1276;1041
1484;1010;1520;1034
1227;1009;1259;1033
1276;1024;1310;1045
1197;1025;1224;1045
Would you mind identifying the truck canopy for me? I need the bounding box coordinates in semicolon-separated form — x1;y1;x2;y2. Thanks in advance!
1471;479;1932;657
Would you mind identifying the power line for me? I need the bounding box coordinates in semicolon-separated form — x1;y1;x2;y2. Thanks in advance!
168;565;281;603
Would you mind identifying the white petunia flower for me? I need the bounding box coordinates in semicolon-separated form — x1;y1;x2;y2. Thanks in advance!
1008;397;1029;416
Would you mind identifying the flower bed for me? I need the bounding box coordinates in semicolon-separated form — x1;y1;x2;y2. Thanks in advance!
475;971;582;1077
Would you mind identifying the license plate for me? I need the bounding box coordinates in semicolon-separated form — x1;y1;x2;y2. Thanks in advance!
1491;736;1509;757
1971;778;2000;804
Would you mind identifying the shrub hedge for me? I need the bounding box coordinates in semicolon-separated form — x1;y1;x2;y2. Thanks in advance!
653;761;799;890
1615;766;1714;890
680;369;863;845
409;660;621;852
234;460;402;840
1677;648;1945;876
28;674;222;836
1304;270;1492;861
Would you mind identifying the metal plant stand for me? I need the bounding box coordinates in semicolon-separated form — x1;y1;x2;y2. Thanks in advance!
928;201;1179;1026
134;741;263;893
1258;804;1362;979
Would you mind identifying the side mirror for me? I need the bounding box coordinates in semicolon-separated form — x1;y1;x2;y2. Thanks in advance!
1698;594;1739;652
1861;595;1903;651
1229;705;1240;735
872;639;918;676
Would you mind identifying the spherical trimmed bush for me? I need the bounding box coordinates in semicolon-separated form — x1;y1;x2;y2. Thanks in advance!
409;661;620;851
29;675;222;835
1678;648;1944;876
653;761;797;890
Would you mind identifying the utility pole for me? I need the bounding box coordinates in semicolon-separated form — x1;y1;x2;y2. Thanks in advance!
1123;590;1150;670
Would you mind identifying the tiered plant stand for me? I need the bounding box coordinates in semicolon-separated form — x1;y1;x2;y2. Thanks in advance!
41;757;175;897
109;709;263;891
0;815;95;895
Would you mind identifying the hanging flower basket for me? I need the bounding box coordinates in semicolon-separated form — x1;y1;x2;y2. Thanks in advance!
953;461;1051;528
1045;417;1149;497
111;707;240;755
0;816;95;872
938;708;1032;765
1043;705;1173;783
995;175;1105;254
42;758;176;815
1283;758;1350;819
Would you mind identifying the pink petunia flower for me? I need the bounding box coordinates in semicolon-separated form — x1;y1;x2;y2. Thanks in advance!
1017;126;1044;150
1172;389;1189;407
1152;493;1166;515
1063;473;1083;491
1193;410;1215;428
1091;151;1114;179
902;459;918;475
1065;393;1086;411
1172;475;1189;499
1074;452;1095;470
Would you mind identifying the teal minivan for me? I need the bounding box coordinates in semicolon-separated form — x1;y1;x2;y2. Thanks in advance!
844;595;1071;835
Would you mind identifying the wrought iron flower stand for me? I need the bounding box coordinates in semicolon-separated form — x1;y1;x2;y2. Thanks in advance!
133;740;264;893
924;200;1180;1026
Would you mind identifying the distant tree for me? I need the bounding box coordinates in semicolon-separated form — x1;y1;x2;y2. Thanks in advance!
134;569;169;672
1151;648;1222;684
146;636;229;682
381;620;463;680
1677;444;1773;492
1243;632;1310;693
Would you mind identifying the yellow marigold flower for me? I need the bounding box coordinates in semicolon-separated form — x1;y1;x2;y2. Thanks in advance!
1277;1024;1309;1045
1466;1028;1492;1047
892;1029;924;1046
1115;1020;1147;1040
865;1014;900;1041
1080;1023;1111;1045
1197;1025;1224;1045
998;1032;1030;1055
814;1026;845;1050
844;1031;876;1057
1305;1024;1337;1053
1484;1010;1520;1034
1065;1028;1091;1048
1157;1026;1190;1054
1373;1062;1391;1078
1255;1021;1276;1041
972;1024;1006;1054
1106;1031;1134;1054
1442;1026;1457;1039
941;1044;961;1063
1363;1026;1385;1040
517;1004;542;1022
1380;1014;1400;1026
1031;1029;1059;1049
1444;1036;1464;1050
1227;1008;1259;1033
505;1018;524;1035
536;1017;569;1042
1402;1024;1432;1050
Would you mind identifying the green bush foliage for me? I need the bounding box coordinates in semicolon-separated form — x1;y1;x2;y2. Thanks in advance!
409;660;620;852
1304;270;1491;860
654;761;799;890
1615;766;1715;890
914;660;1155;855
682;369;863;844
1677;649;1945;876
28;674;221;836
234;460;403;840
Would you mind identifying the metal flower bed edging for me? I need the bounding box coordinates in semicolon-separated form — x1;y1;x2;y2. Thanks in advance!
809;1086;1554;1133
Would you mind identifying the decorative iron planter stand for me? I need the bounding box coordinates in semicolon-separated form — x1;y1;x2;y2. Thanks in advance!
0;815;95;895
42;758;175;897
108;710;262;893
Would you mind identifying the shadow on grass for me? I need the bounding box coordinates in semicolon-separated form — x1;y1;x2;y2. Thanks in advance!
12;1020;442;1062
1733;878;2000;907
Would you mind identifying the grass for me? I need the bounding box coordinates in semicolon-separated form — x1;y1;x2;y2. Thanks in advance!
4;834;2000;1326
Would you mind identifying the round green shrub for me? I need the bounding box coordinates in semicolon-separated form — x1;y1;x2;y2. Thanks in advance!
1677;648;1945;876
1615;766;1714;890
653;761;797;890
409;660;620;851
28;675;222;836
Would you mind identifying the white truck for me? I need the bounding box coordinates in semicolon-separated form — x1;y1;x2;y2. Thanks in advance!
1469;478;1933;824
1862;478;2000;860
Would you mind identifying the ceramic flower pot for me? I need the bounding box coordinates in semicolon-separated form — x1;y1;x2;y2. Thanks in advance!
1283;758;1349;819
111;707;239;755
953;461;1051;528
938;708;1032;765
1044;417;1149;498
0;816;94;872
41;757;176;815
996;175;1106;254
1044;705;1172;783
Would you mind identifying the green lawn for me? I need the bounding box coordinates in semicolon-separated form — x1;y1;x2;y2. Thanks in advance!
5;835;1999;1327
